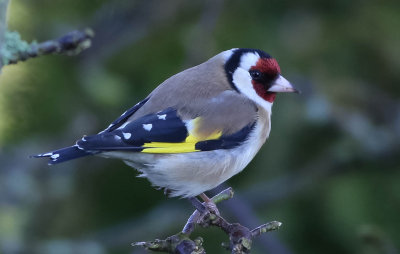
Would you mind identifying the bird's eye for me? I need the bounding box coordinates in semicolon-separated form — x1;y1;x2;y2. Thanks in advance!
249;70;262;80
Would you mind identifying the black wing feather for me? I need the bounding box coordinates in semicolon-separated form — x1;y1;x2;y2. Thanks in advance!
33;145;94;165
77;108;188;151
100;97;149;133
195;122;256;151
34;104;257;164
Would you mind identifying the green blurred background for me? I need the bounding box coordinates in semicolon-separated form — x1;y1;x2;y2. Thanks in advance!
1;0;399;253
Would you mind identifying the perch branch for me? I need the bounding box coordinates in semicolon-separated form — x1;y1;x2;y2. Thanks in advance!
183;187;234;234
132;187;282;254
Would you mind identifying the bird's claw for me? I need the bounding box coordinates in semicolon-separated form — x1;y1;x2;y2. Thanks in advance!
203;201;220;216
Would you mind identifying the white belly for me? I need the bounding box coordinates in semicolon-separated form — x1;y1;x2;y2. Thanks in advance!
103;109;271;197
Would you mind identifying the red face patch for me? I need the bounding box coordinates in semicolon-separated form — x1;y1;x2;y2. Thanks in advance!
250;58;280;103
252;83;277;103
251;58;281;76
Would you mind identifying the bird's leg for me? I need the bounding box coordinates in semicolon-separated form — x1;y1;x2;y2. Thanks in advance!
189;197;207;214
189;193;220;216
199;193;220;216
199;193;212;203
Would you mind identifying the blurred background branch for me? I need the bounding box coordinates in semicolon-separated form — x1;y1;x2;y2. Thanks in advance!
0;0;93;71
1;29;94;67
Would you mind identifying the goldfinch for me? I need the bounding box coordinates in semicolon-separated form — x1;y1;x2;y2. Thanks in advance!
35;48;298;198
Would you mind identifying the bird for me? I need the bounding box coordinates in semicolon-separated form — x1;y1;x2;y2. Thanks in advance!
34;48;298;205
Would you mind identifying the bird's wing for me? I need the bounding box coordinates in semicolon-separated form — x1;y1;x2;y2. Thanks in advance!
99;97;149;133
77;91;258;154
99;52;230;133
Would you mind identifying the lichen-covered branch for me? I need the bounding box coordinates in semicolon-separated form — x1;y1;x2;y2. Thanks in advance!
0;0;94;71
133;187;282;254
0;29;94;67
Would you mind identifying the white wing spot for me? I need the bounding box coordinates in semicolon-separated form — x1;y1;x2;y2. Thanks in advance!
51;154;60;159
143;124;153;131
157;114;167;120
114;135;122;140
122;132;131;139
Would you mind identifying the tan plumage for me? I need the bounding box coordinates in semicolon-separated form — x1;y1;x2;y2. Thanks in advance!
131;53;258;136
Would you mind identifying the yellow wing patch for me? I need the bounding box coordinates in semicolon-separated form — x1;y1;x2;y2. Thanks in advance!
141;118;222;154
140;139;197;153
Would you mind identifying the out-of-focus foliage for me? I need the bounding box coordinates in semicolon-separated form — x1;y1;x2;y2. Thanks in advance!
0;0;399;253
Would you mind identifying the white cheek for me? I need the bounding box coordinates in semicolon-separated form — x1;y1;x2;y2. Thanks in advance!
232;68;252;89
232;68;273;112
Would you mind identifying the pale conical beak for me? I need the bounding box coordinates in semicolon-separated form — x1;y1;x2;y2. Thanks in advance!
268;75;300;93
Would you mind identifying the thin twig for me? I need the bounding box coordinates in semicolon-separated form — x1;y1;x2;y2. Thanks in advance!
1;28;94;67
0;0;93;71
251;221;283;237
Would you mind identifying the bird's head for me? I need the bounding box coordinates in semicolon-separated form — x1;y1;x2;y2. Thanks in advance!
223;48;298;109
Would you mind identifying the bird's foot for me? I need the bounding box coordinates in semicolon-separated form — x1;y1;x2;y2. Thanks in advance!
202;199;220;216
199;192;220;216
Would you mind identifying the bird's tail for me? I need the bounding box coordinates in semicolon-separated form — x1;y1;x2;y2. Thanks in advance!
33;145;93;165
